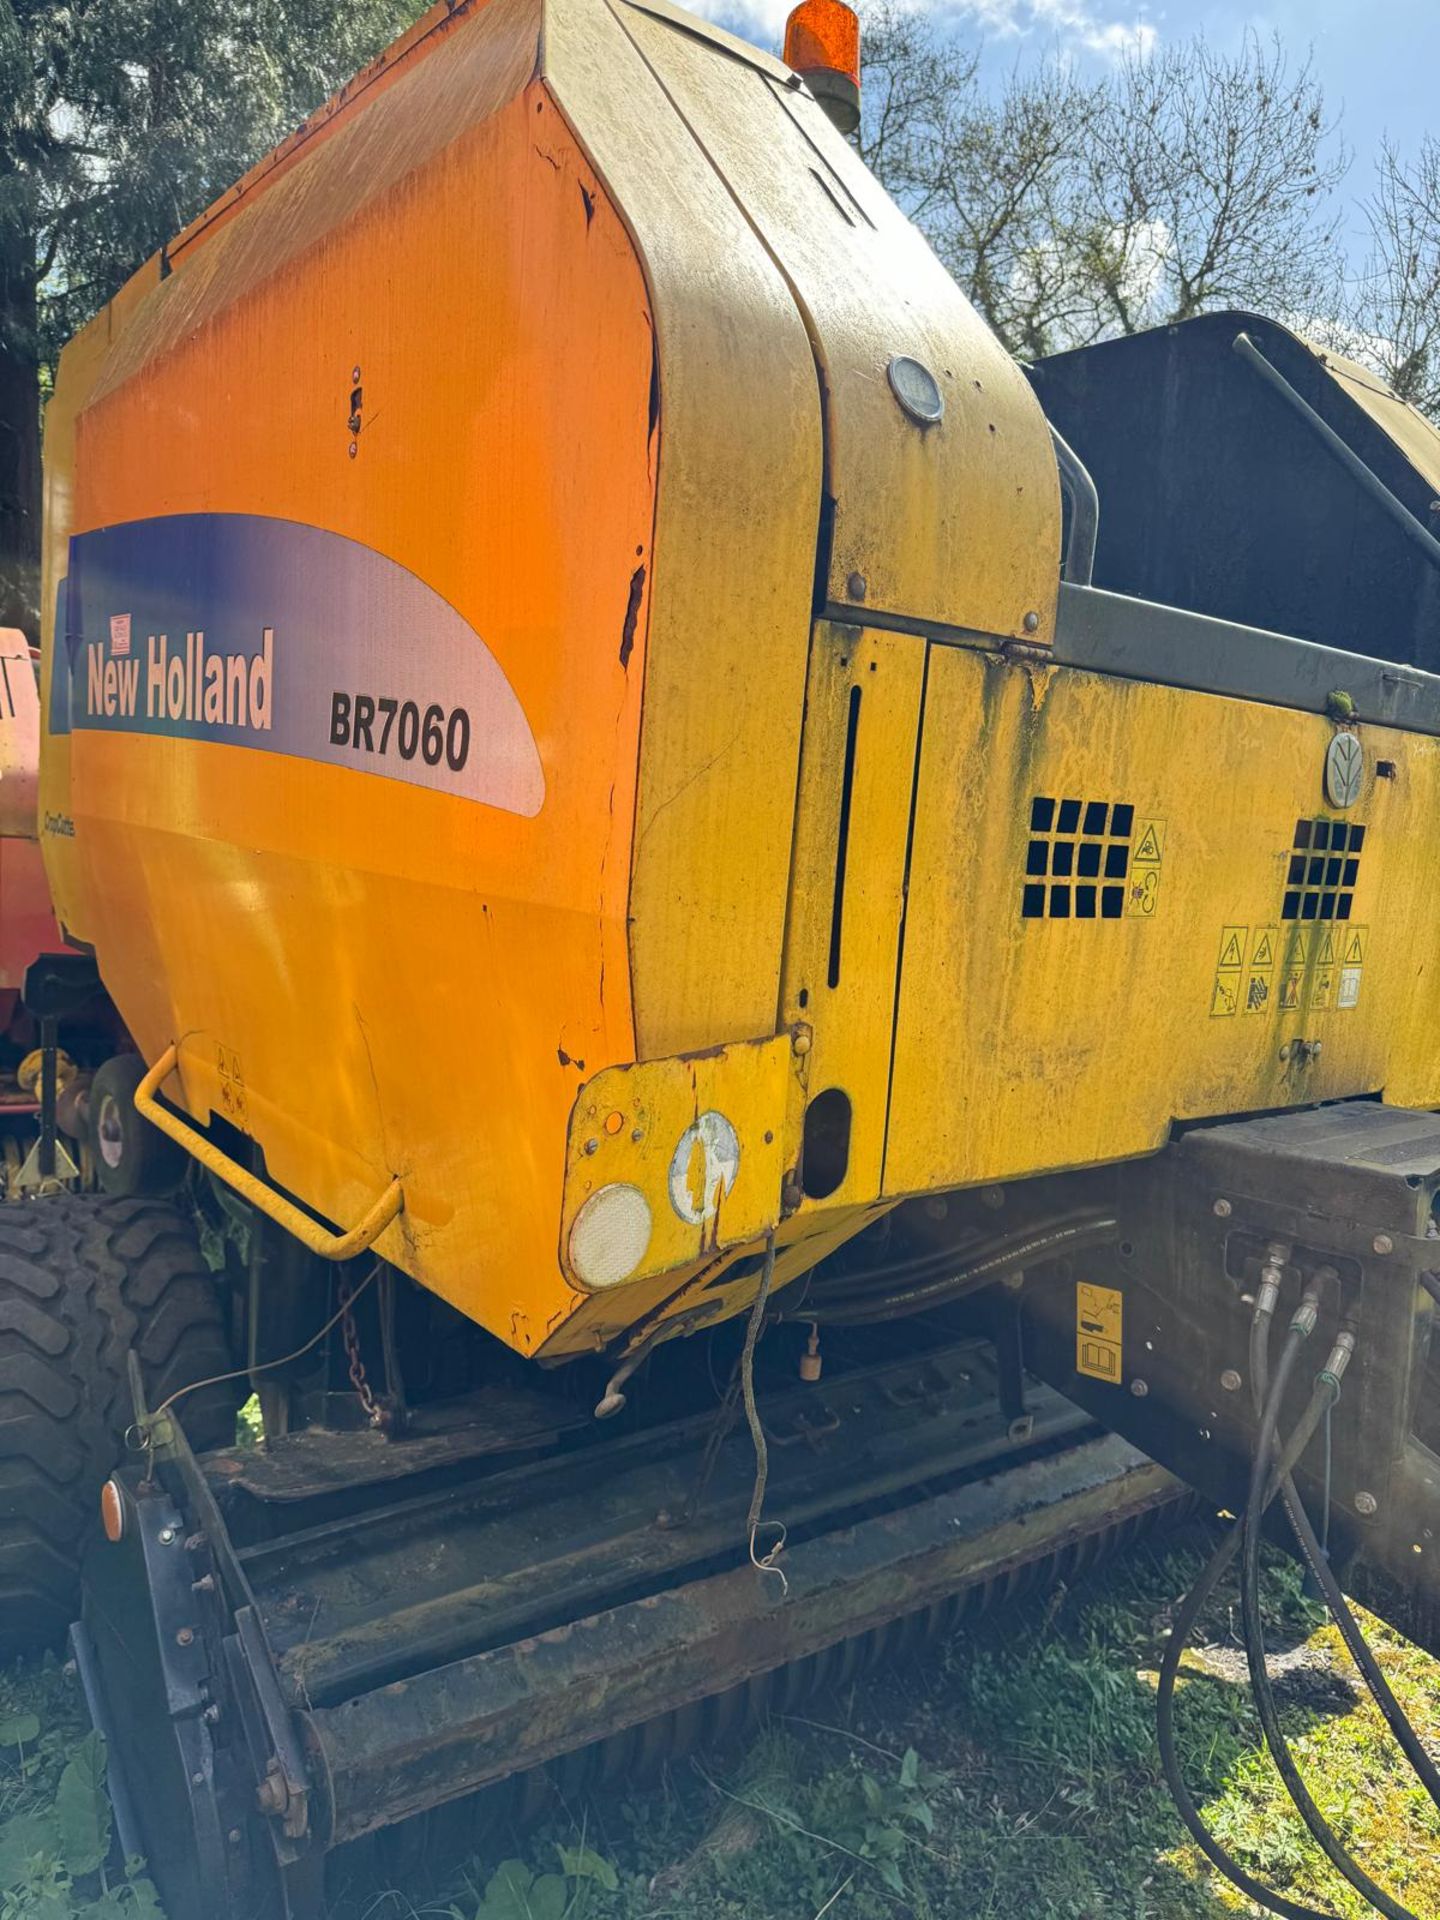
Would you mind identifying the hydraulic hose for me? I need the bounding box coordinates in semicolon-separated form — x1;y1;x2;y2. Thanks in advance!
1274;1470;1440;1810
1160;1261;1438;1918
1240;1310;1419;1920
1251;1268;1440;1811
795;1215;1119;1325
1155;1369;1344;1920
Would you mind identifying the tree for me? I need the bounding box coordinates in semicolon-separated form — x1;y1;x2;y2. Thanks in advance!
1351;137;1440;419
857;9;1347;362
0;0;421;636
1072;34;1347;342
858;4;1093;359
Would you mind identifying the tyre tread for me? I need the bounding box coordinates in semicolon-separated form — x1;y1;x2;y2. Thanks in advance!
0;1192;234;1655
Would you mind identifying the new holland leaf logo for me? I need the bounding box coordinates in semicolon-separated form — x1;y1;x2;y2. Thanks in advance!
1325;732;1364;808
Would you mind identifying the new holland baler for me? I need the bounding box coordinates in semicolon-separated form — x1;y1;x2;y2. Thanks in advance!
8;0;1440;1913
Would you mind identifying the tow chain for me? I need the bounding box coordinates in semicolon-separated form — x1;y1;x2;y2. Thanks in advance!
338;1273;384;1429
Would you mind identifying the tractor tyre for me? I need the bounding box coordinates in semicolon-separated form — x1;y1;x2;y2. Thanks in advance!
0;1192;236;1657
89;1050;189;1198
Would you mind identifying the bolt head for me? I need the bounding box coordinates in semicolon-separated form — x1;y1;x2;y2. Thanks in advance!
1220;1368;1243;1393
846;572;867;602
583;1137;598;1155
1022;610;1040;633
1354;1490;1379;1516
792;1030;812;1055
1373;1233;1394;1254
1213;1198;1233;1218
176;1627;195;1647
158;1526;176;1544
1129;1378;1149;1397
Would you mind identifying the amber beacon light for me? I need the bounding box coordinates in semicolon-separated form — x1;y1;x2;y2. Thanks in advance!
783;0;861;134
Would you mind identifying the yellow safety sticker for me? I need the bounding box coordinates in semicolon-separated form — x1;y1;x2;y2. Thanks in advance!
1076;1281;1123;1383
1216;926;1246;970
1337;925;1368;1010
1126;817;1166;919
1210;924;1247;1017
1243;925;1278;1014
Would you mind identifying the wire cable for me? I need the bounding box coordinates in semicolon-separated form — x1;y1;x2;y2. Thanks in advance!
147;1261;381;1421
741;1231;786;1591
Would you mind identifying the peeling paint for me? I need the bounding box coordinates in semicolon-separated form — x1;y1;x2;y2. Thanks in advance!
619;563;645;669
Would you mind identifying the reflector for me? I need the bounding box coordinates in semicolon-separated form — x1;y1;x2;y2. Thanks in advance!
100;1478;125;1543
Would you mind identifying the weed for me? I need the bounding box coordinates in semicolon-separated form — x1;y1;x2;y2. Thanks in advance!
0;1670;162;1919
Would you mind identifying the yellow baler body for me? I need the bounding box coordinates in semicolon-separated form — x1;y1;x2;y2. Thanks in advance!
39;0;1440;1362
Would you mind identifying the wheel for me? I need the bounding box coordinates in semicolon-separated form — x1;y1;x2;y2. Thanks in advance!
0;1192;237;1656
89;1051;189;1197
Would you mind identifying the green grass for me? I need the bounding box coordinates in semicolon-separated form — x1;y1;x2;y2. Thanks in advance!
5;1533;1440;1919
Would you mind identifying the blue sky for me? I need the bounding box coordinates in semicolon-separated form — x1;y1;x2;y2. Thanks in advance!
698;0;1435;261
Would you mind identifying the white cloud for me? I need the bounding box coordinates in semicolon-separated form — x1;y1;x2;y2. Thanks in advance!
689;0;1158;62
1029;0;1157;59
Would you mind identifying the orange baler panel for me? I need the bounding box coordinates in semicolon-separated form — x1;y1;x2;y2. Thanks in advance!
49;20;656;1350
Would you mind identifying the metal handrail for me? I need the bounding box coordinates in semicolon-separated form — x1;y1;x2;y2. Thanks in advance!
134;1044;403;1260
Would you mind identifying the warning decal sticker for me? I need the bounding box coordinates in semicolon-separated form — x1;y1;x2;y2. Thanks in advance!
1211;924;1247;1018
1337;926;1368;1010
1244;926;1278;1015
1210;922;1371;1016
1126;817;1166;918
1076;1282;1123;1383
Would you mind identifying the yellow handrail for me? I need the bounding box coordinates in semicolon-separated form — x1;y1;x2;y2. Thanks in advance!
134;1044;403;1261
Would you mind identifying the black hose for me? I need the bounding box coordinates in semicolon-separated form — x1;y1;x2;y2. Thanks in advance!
1241;1325;1418;1919
1273;1477;1440;1809
797;1216;1119;1325
1253;1293;1440;1811
801;1210;1110;1299
1155;1376;1343;1920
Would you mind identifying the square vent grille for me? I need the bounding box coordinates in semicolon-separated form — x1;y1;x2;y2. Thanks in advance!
1022;796;1132;920
1282;817;1365;923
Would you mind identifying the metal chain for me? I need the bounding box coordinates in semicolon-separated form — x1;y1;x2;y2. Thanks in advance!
338;1273;383;1428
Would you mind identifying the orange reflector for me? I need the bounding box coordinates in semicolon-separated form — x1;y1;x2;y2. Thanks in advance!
783;0;861;133
100;1477;126;1543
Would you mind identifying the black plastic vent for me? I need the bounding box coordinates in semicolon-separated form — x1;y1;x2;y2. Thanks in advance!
1022;796;1132;920
1280;817;1364;923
